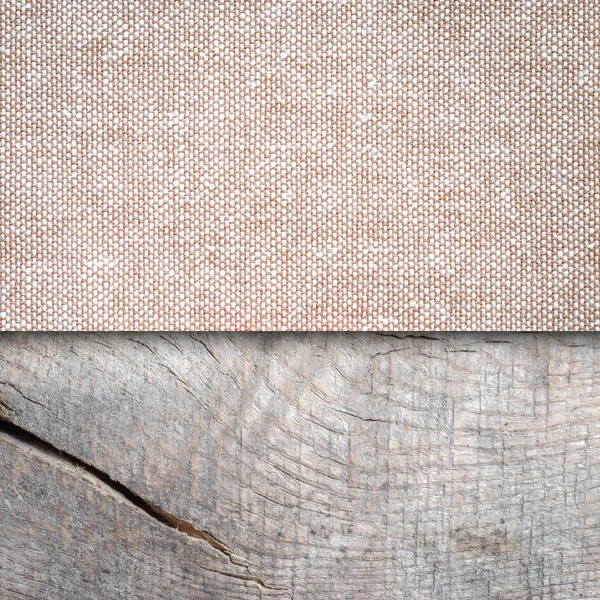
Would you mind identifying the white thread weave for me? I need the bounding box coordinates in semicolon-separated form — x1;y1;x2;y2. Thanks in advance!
1;1;599;330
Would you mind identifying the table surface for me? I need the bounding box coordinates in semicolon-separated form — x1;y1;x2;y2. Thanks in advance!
1;332;599;599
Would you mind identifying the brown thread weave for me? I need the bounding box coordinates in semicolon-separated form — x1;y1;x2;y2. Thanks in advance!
1;1;599;331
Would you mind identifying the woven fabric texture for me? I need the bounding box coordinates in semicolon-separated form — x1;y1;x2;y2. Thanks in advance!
1;1;599;331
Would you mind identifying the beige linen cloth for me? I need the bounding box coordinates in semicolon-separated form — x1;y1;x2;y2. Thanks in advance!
1;1;599;331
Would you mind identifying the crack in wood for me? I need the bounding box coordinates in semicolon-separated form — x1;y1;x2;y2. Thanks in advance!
373;333;442;341
0;419;290;595
0;380;47;410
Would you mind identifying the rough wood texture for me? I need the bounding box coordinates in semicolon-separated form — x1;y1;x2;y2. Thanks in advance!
1;333;599;599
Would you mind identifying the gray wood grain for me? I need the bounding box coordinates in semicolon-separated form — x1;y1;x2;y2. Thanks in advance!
0;426;288;600
1;333;599;599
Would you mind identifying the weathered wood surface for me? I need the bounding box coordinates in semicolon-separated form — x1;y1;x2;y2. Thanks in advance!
0;333;599;599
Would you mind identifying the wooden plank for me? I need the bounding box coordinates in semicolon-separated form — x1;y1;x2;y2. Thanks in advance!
0;424;288;599
1;333;599;598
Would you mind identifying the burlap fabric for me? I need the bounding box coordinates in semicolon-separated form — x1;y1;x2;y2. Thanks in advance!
1;1;598;331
